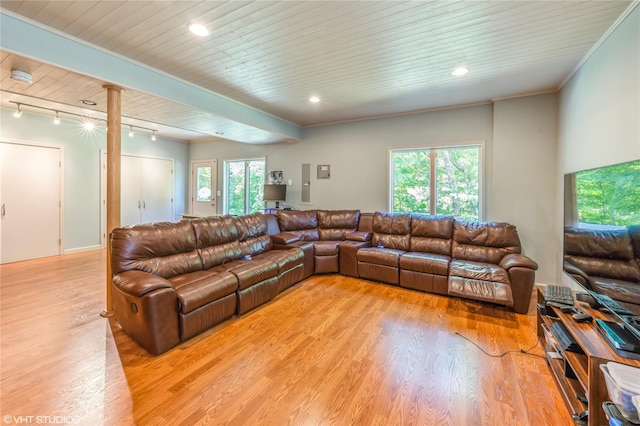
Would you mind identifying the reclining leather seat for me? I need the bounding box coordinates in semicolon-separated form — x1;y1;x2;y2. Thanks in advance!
314;210;361;273
564;226;640;306
448;221;538;314
357;212;411;285
399;214;453;295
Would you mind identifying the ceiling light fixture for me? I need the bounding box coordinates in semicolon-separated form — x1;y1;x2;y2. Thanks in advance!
10;69;32;84
151;130;157;141
188;23;210;37
451;66;469;76
80;99;97;106
8;101;158;137
13;103;23;118
309;96;320;103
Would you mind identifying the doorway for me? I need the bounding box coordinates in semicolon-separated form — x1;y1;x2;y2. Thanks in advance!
191;159;217;216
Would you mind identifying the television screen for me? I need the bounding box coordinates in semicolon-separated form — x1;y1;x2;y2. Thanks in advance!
263;184;286;201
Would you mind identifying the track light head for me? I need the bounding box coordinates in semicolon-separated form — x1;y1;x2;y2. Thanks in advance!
13;104;23;118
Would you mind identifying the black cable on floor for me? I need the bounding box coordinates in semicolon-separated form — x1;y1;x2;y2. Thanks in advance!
454;332;546;360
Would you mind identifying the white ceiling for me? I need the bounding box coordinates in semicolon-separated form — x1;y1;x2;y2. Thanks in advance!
0;1;636;143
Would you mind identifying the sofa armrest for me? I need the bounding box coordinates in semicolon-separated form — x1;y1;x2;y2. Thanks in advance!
499;253;538;271
562;260;591;287
346;231;372;242
270;232;301;245
112;270;175;297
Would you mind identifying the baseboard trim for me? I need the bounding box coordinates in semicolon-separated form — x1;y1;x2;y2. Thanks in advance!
63;245;101;255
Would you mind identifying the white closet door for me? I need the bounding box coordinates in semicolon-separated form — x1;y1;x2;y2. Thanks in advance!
1;142;61;264
140;157;173;224
120;155;142;227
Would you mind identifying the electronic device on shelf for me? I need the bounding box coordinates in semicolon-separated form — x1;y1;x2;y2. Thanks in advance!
596;319;640;355
577;291;636;316
551;321;583;353
545;284;574;306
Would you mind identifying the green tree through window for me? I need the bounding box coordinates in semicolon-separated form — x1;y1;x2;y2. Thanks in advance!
225;159;265;215
391;145;481;220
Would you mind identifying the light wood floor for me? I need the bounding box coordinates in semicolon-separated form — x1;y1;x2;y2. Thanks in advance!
1;250;572;425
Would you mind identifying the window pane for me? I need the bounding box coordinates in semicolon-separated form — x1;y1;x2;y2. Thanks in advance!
434;147;480;221
227;161;245;216
392;150;430;213
248;160;266;213
196;166;212;202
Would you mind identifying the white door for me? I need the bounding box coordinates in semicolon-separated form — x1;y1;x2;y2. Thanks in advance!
0;142;61;264
121;155;142;227
191;159;217;216
140;157;173;223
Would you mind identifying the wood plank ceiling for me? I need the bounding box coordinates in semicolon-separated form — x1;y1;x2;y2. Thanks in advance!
0;1;634;142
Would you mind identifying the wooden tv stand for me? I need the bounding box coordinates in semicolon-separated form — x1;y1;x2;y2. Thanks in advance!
536;287;640;426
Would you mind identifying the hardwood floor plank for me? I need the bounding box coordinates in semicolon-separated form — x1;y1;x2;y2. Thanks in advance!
1;251;574;425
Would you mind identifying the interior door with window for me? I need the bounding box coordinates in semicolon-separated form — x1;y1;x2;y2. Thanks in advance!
191;160;217;216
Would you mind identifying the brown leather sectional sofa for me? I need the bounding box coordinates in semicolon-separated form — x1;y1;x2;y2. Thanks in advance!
564;226;640;306
110;210;538;354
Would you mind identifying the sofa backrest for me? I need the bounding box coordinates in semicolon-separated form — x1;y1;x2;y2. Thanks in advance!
318;210;360;240
409;214;453;256
110;221;202;278
276;210;319;240
564;227;640;282
235;212;274;256
372;211;411;251
192;216;242;269
358;213;374;233
452;221;521;264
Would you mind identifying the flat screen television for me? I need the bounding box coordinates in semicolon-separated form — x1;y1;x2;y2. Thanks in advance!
563;159;640;356
263;184;286;209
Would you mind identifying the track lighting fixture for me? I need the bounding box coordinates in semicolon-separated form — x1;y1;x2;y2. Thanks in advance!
13;104;23;118
7;101;158;138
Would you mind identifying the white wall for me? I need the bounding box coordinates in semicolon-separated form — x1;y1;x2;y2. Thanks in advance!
0;108;190;251
558;5;640;282
492;94;558;284
559;5;640;174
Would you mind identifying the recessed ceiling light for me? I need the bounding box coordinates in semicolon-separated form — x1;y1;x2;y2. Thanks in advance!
451;66;469;76
309;96;320;103
80;99;97;106
188;23;210;37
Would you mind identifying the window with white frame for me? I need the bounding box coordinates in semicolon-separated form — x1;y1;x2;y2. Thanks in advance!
224;158;265;215
390;144;482;221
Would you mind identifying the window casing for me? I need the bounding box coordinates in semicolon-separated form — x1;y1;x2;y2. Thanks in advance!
389;144;482;221
223;158;265;215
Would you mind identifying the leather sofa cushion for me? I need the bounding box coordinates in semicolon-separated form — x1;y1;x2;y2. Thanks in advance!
372;212;411;251
357;247;405;267
452;221;521;264
314;241;341;256
192;216;239;248
276;210;319;241
400;252;450;275
565;227;636;260
318;210;360;240
590;276;640;305
171;270;238;314
565;256;640;282
448;276;513;307
270;232;300;245
253;248;304;274
410;214;453;256
235;213;274;256
449;259;510;284
226;259;278;291
346;231;372;242
111;221;202;278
